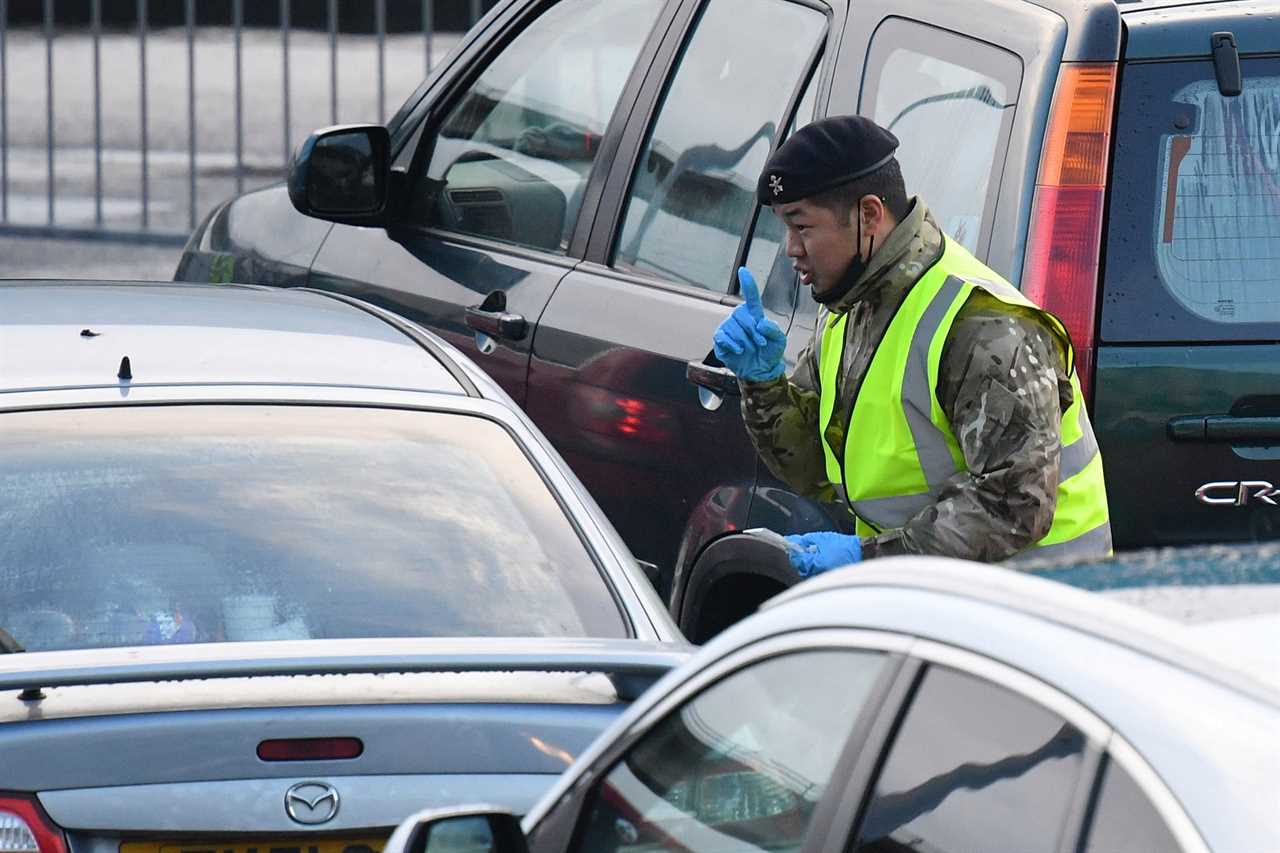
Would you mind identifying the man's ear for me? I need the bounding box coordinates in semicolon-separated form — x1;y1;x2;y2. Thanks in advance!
859;194;886;231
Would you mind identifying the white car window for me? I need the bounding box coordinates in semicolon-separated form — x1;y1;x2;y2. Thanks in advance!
575;650;886;853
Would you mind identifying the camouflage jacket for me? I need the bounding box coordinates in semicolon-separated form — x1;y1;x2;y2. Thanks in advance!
741;199;1074;562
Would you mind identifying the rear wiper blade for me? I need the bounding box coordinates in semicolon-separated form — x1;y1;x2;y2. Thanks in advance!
0;628;24;653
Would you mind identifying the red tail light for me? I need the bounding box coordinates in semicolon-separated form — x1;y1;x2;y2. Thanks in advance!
1021;63;1117;403
0;795;68;853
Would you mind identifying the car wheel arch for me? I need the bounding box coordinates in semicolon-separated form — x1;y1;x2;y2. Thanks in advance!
677;533;799;643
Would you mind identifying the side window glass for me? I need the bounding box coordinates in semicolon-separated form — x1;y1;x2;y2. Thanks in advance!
1080;758;1182;852
743;67;822;315
576;650;886;853
410;0;664;253
852;666;1087;853
613;0;826;293
861;19;1022;255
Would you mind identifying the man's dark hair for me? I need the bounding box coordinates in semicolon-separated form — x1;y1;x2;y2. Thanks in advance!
808;157;909;224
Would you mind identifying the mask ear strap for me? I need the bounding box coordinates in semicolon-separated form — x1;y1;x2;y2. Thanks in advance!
812;205;874;307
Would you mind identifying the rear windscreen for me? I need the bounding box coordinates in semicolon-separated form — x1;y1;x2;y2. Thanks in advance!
1102;58;1280;342
0;405;627;651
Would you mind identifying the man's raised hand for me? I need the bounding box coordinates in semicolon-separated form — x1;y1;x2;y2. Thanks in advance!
711;267;787;382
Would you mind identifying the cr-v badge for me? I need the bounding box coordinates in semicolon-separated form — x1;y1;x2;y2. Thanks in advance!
1195;481;1280;506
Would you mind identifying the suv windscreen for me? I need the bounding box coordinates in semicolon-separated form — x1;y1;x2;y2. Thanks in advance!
1103;58;1280;341
0;405;627;651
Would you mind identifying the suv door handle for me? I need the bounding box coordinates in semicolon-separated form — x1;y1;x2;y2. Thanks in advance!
465;305;527;341
1168;415;1280;442
686;360;740;397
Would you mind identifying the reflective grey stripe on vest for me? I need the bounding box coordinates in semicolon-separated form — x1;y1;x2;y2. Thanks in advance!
902;275;969;491
861;272;1100;533
850;491;935;530
1007;520;1114;563
1061;407;1100;480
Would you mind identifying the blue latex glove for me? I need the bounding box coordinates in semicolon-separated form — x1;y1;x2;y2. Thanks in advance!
783;531;863;578
712;268;786;382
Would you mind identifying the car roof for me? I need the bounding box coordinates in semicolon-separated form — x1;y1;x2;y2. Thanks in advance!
768;557;1279;698
0;281;471;396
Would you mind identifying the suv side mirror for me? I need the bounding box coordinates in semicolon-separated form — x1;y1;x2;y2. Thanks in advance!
384;806;528;853
288;123;391;226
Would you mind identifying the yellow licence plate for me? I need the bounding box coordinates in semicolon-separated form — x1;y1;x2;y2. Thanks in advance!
122;838;385;853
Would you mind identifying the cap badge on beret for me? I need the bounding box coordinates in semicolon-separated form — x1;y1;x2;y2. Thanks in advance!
769;174;784;196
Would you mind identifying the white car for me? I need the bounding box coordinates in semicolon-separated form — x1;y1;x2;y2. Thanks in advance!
380;552;1279;853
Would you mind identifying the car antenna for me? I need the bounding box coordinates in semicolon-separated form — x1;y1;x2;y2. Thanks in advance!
118;356;132;381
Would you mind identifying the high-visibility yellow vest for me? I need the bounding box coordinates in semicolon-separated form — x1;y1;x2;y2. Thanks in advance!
817;236;1111;559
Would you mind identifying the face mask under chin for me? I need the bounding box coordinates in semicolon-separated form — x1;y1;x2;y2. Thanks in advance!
812;218;874;307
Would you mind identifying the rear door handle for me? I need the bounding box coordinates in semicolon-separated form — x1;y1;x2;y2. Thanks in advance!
686;360;740;397
465;305;527;341
1168;415;1280;442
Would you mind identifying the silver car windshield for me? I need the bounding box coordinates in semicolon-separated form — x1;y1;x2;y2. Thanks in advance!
0;404;627;651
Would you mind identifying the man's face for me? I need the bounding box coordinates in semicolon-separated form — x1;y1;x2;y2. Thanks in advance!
776;198;863;296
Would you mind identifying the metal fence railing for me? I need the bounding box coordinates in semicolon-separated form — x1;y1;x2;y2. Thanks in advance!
0;0;486;247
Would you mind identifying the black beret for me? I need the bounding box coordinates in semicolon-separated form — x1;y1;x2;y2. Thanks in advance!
756;115;899;206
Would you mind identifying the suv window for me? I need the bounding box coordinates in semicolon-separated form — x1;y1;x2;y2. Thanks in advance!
862;18;1022;255
576;650;886;853
742;66;822;316
613;0;826;293
409;0;664;253
1080;758;1182;852
851;666;1087;853
1103;58;1280;341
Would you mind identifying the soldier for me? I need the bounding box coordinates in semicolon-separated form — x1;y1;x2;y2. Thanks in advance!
714;115;1111;576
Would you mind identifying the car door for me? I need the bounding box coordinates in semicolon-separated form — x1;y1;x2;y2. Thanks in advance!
1095;56;1280;548
306;0;674;404
523;0;830;587
529;637;899;853
826;653;1211;853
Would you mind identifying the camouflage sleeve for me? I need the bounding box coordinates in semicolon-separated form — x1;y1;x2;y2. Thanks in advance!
738;331;838;502
860;298;1068;562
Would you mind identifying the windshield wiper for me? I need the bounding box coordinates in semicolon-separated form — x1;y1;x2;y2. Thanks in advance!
0;628;24;653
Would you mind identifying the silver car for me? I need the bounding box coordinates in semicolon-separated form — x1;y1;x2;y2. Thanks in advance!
381;554;1279;853
0;281;687;851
